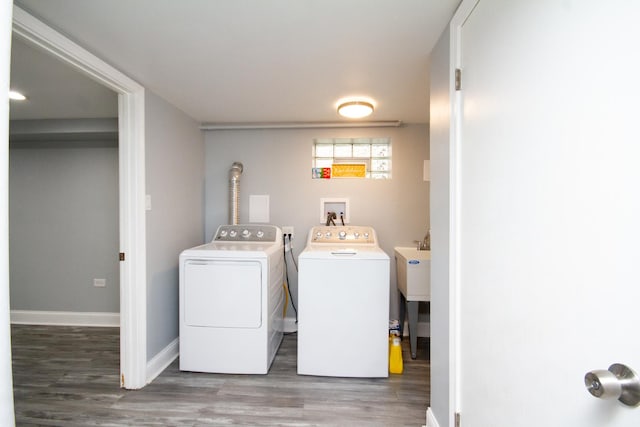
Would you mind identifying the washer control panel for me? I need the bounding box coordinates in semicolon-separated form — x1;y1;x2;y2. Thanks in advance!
213;225;279;242
309;226;376;245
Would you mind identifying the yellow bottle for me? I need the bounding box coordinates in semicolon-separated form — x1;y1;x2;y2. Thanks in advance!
389;336;403;374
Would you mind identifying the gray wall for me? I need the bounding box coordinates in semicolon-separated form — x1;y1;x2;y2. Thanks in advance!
429;25;451;426
9;138;119;312
204;124;429;320
145;90;204;361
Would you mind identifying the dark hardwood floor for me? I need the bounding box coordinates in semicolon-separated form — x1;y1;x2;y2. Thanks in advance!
12;325;430;426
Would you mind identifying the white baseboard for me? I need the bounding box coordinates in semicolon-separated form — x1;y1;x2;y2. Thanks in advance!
403;321;430;338
10;310;120;327
146;338;179;385
426;408;440;427
283;317;298;333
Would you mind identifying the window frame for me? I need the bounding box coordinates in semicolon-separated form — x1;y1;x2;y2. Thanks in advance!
312;137;392;179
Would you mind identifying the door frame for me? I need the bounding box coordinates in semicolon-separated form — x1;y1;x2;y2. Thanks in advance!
448;0;479;425
12;6;147;389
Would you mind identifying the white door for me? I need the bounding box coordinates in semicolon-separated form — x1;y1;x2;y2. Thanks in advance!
453;0;640;425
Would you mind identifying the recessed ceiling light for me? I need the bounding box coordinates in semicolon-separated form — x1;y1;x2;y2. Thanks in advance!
337;100;374;119
9;90;27;101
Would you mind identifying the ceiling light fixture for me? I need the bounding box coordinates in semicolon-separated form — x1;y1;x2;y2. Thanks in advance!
337;101;374;119
9;90;27;101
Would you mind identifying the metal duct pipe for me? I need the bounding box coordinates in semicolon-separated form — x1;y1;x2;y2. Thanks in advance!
228;162;243;225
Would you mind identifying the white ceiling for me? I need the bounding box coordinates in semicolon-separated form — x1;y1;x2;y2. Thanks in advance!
12;0;460;124
10;36;118;120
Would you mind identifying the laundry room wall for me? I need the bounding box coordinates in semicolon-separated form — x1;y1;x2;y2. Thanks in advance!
9;120;119;314
204;124;429;321
145;90;205;361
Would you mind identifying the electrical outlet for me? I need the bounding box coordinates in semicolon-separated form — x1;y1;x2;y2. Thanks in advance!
282;226;294;240
93;278;106;288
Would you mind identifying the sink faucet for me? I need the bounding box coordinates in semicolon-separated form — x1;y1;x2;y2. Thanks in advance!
416;230;430;250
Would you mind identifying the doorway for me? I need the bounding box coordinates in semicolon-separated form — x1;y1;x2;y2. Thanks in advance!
9;35;120;323
12;6;147;389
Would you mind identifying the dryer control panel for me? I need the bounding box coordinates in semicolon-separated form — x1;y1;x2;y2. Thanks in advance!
308;226;376;245
213;225;279;242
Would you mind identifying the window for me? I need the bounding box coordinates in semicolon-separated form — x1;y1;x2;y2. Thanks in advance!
313;137;391;179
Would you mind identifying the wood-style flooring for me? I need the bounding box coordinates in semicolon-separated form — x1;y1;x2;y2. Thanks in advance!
12;325;430;426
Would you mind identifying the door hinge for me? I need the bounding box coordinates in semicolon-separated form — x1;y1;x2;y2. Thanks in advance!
455;412;461;427
455;68;462;91
119;252;125;261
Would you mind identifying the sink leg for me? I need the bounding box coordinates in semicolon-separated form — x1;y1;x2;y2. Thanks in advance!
398;292;407;337
407;300;419;359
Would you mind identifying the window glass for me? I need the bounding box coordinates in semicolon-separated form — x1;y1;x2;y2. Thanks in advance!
315;144;333;157
352;144;371;157
315;158;333;168
372;159;390;171
334;144;352;157
372;143;390;157
312;138;391;179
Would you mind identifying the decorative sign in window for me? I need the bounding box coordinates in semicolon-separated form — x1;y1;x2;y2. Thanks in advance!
312;137;392;179
331;163;367;178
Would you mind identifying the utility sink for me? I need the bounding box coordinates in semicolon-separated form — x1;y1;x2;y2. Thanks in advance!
395;247;430;301
394;247;431;359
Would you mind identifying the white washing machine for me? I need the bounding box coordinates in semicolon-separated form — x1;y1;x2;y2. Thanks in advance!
179;224;284;374
297;225;390;378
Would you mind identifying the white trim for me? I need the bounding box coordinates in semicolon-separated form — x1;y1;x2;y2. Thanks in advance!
449;1;481;426
10;310;119;327
12;6;147;389
146;338;179;383
1;4;16;425
426;407;441;427
117;90;148;389
12;9;140;93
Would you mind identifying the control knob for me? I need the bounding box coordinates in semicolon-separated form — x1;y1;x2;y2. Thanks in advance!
339;231;347;240
256;230;264;238
241;229;251;238
229;230;238;237
325;232;332;238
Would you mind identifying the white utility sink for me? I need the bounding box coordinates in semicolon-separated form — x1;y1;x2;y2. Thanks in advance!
395;247;430;301
394;247;431;359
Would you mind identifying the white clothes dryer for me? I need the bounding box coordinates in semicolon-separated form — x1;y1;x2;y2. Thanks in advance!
179;224;284;374
297;225;390;378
